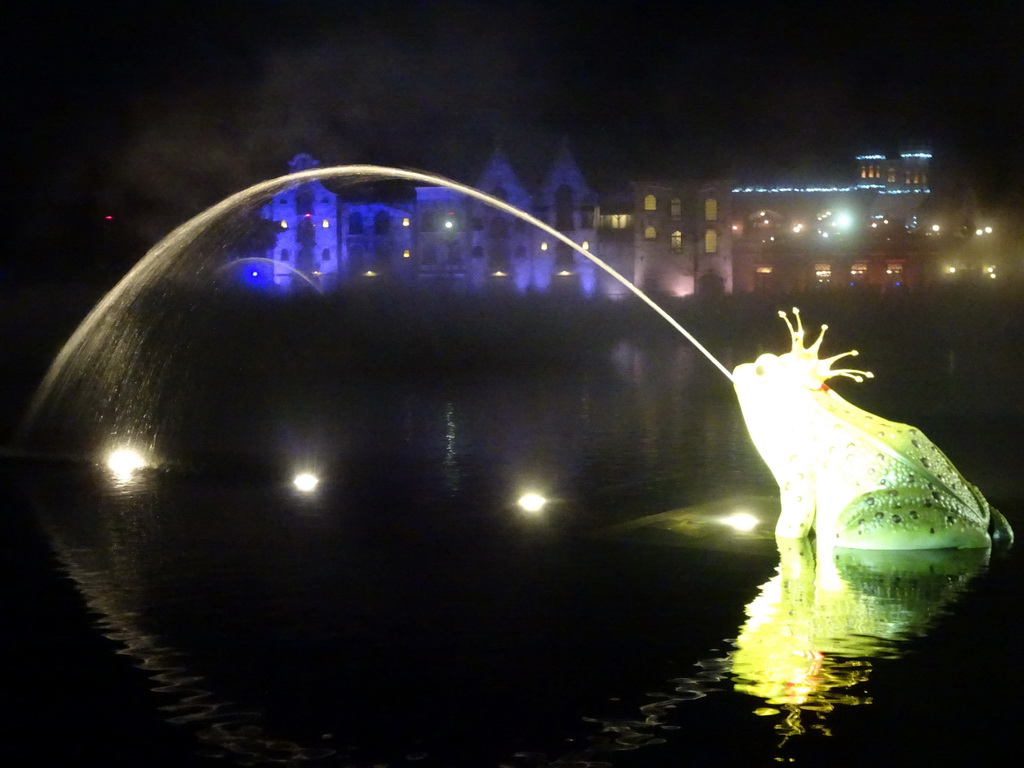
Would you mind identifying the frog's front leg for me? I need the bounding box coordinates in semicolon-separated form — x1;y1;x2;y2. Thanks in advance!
773;462;817;538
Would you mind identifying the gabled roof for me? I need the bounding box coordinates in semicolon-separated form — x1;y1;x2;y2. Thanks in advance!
475;148;532;210
538;139;597;205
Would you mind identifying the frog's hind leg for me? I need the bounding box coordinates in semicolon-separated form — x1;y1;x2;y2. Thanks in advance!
835;488;991;550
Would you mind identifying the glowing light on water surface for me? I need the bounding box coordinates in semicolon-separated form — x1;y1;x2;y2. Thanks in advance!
293;473;319;492
518;493;547;513
107;448;147;479
720;511;759;532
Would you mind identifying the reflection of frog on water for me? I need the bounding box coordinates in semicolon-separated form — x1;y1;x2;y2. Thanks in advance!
731;537;990;739
733;309;1014;550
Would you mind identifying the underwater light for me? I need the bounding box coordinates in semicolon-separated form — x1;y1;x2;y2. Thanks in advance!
293;473;319;492
107;448;147;478
518;493;547;513
720;511;759;532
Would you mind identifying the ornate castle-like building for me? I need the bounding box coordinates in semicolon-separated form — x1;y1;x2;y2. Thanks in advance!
255;147;994;296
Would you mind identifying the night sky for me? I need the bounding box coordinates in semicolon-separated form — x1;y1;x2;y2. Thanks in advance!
4;0;1023;273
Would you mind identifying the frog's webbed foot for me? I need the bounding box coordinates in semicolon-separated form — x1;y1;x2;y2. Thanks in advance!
989;507;1014;547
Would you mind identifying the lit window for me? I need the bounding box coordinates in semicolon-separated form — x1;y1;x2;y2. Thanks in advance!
704;229;717;253
644;194;657;211
402;217;410;227
403;249;411;258
887;168;896;183
322;219;330;228
670;198;682;219
814;263;832;282
540;242;548;251
644;226;657;240
581;241;589;250
704;198;718;221
280;220;288;229
850;263;867;276
671;230;682;252
755;265;773;274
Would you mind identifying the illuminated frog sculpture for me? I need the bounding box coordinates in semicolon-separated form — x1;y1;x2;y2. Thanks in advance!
733;308;1013;549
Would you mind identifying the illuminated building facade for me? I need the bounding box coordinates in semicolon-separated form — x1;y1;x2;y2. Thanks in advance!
258;148;992;296
727;150;945;293
630;180;734;296
261;153;342;288
259;147;618;296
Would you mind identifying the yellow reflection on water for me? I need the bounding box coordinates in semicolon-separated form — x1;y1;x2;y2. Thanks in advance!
731;538;989;739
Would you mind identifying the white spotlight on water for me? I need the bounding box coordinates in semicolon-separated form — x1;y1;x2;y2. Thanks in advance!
720;511;759;532
293;473;319;492
518;493;547;513
107;448;147;479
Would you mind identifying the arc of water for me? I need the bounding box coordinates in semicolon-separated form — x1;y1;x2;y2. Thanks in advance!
25;164;735;434
219;256;324;293
305;166;734;382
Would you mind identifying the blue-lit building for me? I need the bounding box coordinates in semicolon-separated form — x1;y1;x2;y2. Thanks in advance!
258;147;620;296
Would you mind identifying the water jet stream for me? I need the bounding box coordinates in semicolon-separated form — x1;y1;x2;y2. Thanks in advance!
21;165;734;453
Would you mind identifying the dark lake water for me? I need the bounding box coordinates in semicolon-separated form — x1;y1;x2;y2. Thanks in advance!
4;288;1024;767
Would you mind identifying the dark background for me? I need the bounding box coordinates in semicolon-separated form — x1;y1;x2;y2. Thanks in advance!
3;0;1023;279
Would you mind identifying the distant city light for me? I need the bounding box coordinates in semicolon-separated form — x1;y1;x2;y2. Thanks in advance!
931;224;940;232
732;185;929;195
836;213;852;228
948;266;957;274
444;220;454;229
518;493;547;513
293;473;319;492
985;226;993;234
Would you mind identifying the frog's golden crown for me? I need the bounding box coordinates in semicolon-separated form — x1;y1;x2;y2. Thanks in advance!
779;308;874;389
